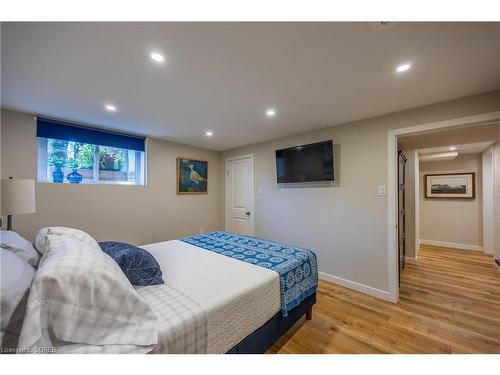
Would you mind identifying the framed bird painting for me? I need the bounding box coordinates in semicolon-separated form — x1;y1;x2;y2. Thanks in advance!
176;158;208;194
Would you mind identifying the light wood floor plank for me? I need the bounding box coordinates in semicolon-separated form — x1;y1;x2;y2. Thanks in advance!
268;245;500;354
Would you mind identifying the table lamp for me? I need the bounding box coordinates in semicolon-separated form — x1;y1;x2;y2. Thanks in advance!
1;177;36;231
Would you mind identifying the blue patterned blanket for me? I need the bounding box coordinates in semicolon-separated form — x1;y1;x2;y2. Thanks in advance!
181;231;318;317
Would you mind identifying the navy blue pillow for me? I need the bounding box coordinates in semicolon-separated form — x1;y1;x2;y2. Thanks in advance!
99;241;164;286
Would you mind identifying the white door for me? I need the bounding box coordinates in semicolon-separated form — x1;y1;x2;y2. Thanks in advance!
225;155;254;236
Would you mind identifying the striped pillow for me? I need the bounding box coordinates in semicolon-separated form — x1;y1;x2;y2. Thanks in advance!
35;227;101;256
18;235;159;353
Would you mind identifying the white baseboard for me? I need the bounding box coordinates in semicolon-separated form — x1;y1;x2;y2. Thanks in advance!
318;271;393;302
419;239;483;252
405;257;417;264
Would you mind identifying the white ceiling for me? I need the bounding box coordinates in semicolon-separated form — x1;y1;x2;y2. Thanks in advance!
397;121;499;150
418;141;496;155
2;22;500;151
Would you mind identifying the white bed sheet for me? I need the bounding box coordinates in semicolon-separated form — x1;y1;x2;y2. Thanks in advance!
141;239;281;353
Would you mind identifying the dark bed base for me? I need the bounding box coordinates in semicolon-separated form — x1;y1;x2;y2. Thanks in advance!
226;293;316;354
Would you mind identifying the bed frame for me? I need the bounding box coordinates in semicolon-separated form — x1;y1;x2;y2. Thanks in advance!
226;293;316;354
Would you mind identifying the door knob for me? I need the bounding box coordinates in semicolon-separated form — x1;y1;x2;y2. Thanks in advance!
245;211;251;216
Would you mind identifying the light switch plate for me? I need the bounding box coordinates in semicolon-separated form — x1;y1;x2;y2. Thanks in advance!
258;187;264;196
377;185;386;196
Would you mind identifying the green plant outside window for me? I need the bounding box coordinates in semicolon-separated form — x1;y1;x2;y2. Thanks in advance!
41;138;143;185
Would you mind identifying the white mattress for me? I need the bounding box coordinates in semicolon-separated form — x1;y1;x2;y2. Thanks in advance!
141;239;281;353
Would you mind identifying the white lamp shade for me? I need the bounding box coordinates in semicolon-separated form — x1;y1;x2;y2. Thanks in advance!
1;179;36;215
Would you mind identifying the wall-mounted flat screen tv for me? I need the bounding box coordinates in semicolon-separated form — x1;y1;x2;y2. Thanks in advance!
276;140;334;183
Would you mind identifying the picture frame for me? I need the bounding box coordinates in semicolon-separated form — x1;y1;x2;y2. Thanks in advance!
176;157;208;194
424;172;475;199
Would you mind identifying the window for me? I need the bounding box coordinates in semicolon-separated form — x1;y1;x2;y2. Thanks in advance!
37;118;146;185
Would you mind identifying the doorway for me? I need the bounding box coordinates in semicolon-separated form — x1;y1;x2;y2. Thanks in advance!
225;154;255;236
387;111;500;303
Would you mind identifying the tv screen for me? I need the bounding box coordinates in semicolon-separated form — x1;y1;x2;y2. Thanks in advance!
276;140;334;183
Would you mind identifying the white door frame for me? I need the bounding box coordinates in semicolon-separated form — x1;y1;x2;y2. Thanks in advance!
387;111;500;303
414;151;420;261
482;146;495;254
225;154;255;235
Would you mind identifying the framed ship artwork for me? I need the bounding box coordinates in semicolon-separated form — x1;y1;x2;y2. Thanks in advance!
176;157;208;194
424;172;475;199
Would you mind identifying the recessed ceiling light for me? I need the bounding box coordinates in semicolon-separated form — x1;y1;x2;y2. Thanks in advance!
449;146;457;150
395;63;411;73
205;131;213;137
266;109;276;117
150;52;165;63
104;104;117;112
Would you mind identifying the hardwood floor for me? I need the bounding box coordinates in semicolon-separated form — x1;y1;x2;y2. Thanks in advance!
268;244;500;353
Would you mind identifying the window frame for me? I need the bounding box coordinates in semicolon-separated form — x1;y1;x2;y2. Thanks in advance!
37;137;147;186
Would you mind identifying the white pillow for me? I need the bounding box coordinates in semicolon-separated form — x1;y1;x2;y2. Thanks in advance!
18;235;159;354
0;248;35;350
0;230;40;267
34;226;101;255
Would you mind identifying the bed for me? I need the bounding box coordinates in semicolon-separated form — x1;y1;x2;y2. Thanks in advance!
3;228;318;354
141;237;317;354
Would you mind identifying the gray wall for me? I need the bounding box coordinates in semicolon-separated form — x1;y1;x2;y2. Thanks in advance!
221;90;500;294
419;154;483;248
0;109;224;244
2;90;500;298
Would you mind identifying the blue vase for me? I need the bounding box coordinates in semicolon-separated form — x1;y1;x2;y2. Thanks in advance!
53;164;64;183
67;169;83;184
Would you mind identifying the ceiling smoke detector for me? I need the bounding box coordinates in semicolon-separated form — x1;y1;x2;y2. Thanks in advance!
370;22;397;31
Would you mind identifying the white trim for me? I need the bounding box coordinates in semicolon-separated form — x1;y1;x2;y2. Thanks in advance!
318;272;392;302
419;239;483;252
414;151;420;258
387;129;399;303
225;153;255;162
390;111;500;138
387;111;500;304
482;146;495;255
143;138;149;187
405;257;417;265
37;180;146;186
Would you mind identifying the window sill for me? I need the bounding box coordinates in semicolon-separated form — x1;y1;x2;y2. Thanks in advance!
37;180;146;187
